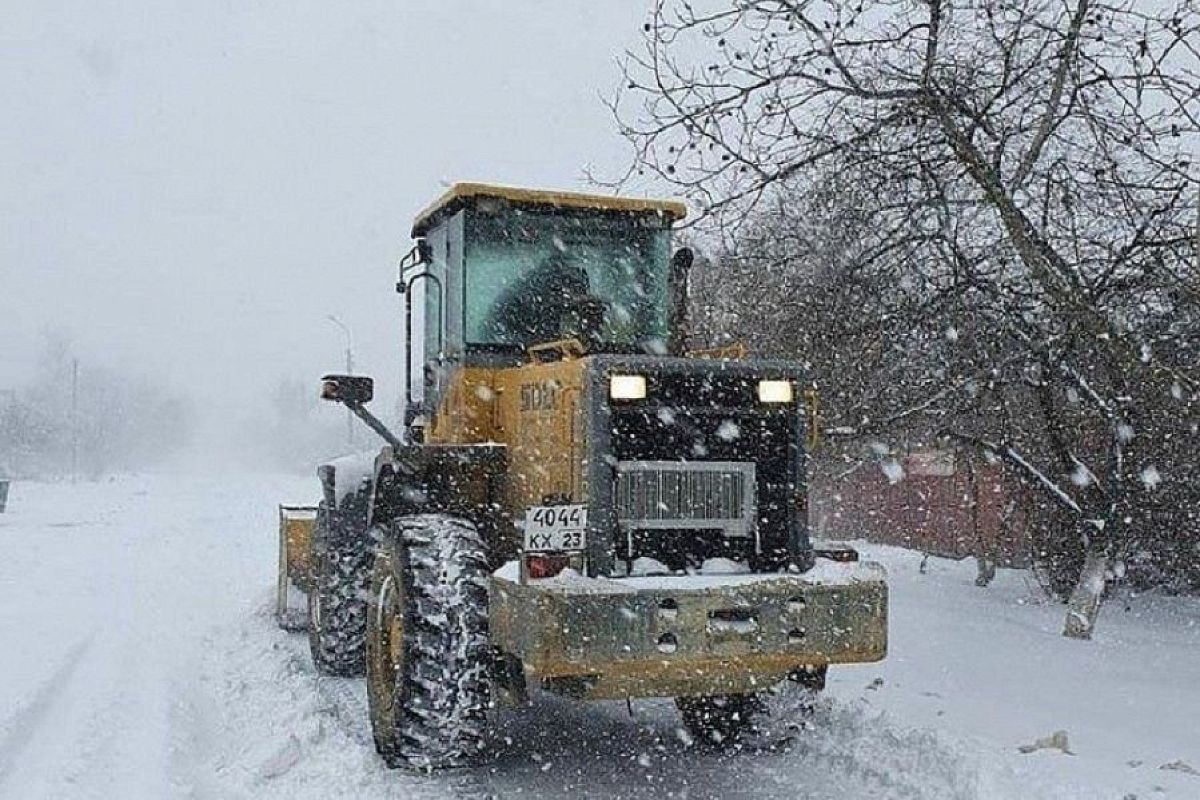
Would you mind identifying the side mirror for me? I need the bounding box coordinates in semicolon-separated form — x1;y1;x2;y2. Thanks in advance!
320;374;374;405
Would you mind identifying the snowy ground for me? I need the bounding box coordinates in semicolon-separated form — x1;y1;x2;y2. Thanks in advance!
0;473;1196;799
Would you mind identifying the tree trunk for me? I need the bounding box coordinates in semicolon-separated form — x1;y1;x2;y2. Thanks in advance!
1062;544;1109;640
963;451;995;587
975;556;996;587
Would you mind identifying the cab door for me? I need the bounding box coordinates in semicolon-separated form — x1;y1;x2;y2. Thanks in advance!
407;212;466;430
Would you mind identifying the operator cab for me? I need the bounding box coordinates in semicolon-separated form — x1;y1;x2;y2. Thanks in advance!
402;183;687;422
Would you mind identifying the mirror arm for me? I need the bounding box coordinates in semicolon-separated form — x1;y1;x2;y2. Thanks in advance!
395;238;429;292
344;400;404;450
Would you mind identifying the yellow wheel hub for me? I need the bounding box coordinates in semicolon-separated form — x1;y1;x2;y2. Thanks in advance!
388;610;404;670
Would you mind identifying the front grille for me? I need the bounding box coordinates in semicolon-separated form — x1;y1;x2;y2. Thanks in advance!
615;461;756;538
599;360;808;572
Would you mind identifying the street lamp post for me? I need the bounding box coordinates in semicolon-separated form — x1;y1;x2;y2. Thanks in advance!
326;315;355;445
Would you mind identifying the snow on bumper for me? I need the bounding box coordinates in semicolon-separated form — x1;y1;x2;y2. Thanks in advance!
488;561;888;700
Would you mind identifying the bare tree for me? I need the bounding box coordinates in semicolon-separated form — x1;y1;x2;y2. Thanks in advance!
618;0;1200;637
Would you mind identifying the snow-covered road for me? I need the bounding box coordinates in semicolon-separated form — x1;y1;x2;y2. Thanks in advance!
0;474;1196;799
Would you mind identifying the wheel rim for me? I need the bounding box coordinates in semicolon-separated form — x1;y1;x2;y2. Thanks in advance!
309;560;323;631
375;575;403;716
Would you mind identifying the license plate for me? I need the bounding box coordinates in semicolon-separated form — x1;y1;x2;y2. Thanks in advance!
524;504;588;551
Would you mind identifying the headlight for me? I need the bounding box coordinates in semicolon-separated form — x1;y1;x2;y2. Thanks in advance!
609;374;647;400
757;379;794;403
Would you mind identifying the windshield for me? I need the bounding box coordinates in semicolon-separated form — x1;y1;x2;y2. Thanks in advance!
464;206;671;351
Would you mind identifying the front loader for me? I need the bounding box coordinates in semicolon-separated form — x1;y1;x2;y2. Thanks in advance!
276;182;888;769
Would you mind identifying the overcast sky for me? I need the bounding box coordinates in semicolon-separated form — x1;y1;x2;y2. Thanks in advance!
1;1;655;425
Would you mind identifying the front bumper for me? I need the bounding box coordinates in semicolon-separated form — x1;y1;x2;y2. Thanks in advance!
488;562;887;700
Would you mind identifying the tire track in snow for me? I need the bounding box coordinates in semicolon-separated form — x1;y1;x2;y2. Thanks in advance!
67;634;173;799
0;637;94;792
469;692;982;800
0;623;175;800
306;656;981;800
197;594;987;800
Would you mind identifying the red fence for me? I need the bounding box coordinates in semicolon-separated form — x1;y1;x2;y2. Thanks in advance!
810;451;1032;566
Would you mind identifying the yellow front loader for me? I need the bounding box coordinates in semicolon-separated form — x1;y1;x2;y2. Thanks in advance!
276;183;888;771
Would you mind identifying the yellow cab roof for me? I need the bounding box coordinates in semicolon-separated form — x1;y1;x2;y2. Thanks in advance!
410;182;687;237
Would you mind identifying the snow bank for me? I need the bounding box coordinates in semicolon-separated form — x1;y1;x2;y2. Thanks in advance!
621;559;884;591
825;540;1200;799
2;475;1196;799
629;556;670;576
324;451;376;504
698;556;751;575
492;558;885;593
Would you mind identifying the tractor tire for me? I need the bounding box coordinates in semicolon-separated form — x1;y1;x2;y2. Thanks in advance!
366;513;491;770
307;501;372;677
788;664;827;693
676;694;763;746
779;665;826;719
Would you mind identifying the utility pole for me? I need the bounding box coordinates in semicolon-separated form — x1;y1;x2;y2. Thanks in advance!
71;358;79;483
326;315;355;445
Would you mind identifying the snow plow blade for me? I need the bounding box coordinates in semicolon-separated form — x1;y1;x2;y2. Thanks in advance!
276;504;317;632
489;561;887;700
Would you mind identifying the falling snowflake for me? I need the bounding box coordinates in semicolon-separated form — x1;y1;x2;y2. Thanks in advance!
880;459;904;485
716;420;740;441
945;327;959;342
657;407;676;425
1140;466;1162;489
1117;424;1135;443
1070;464;1093;486
644;336;668;355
